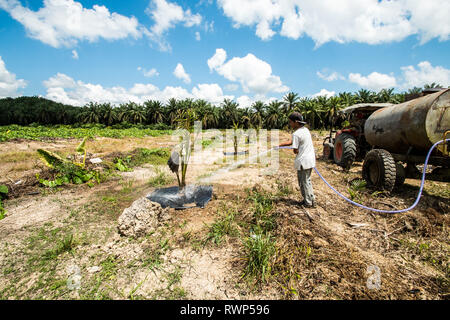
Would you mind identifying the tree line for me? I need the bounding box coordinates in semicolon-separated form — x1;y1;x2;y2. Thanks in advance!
0;84;445;130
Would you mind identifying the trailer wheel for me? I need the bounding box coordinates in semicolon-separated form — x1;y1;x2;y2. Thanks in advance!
362;149;396;192
333;133;357;169
395;163;406;188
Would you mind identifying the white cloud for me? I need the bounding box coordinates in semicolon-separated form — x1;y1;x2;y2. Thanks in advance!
208;48;288;95
173;63;191;84
400;61;450;89
42;73;238;106
217;0;450;46
207;48;227;72
235;95;278;109
224;83;239;92
312;89;335;98
145;0;202;51
317;70;345;82
192;83;233;104
43;73;76;89
0;0;142;48
348;72;397;91
195;31;201;41
71;50;78;60
138;67;159;78
0;56;27;98
236;95;253;109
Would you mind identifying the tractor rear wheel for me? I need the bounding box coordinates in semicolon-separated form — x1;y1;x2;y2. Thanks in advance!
362;149;396;192
333;133;357;169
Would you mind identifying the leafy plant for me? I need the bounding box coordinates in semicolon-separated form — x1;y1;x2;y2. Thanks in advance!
37;149;67;168
348;179;366;203
0;185;8;220
115;158;132;172
36;138;100;188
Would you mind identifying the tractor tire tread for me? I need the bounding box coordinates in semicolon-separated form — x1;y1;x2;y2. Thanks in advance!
334;133;357;169
362;149;396;192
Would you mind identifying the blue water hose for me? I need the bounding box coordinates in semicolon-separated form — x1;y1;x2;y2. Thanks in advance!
276;139;449;213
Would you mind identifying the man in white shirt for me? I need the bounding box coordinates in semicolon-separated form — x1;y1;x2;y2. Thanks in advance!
279;112;316;208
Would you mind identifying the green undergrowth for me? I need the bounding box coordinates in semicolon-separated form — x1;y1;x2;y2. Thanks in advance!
0;185;8;220
114;148;171;172
36;142;102;188
0;124;171;142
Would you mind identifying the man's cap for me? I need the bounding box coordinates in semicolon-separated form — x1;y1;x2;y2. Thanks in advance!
288;112;307;125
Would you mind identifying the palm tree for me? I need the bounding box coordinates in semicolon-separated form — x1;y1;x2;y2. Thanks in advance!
338;91;356;107
100;103;117;126
120;102;146;124
323;96;342;129
81;102;101;124
355;89;376;103
250;101;266;129
129;103;147;124
282;92;299;115
165;98;179;127
301;98;323;129
377;88;395;103
144;100;165;124
423;82;442;89
266;100;282;129
221;98;239;128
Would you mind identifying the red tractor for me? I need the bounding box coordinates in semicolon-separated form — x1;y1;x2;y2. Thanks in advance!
323;103;394;169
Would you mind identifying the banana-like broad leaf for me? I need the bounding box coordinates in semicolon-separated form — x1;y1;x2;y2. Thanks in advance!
76;137;88;154
0;185;8;194
37;149;67;168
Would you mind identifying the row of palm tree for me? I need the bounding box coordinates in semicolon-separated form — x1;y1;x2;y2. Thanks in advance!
0;84;446;129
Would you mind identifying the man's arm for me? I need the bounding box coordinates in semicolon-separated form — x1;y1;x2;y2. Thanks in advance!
279;139;293;147
279;136;299;154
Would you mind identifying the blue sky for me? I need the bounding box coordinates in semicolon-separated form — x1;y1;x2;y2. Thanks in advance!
0;0;449;107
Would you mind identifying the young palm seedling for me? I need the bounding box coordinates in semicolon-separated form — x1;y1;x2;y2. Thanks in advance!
169;108;198;189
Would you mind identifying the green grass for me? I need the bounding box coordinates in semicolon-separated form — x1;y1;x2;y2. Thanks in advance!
207;206;239;245
0;124;171;142
247;189;277;233
399;239;449;277
201;139;213;148
43;233;76;261
148;169;174;187
129;148;171;166
243;232;276;283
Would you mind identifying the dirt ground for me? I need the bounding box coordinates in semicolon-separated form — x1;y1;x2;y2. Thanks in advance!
0;131;448;300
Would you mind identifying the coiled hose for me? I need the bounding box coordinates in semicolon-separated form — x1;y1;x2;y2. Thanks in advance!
277;139;449;213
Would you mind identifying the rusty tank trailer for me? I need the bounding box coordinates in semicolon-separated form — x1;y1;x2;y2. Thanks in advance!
362;89;449;191
365;89;450;156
